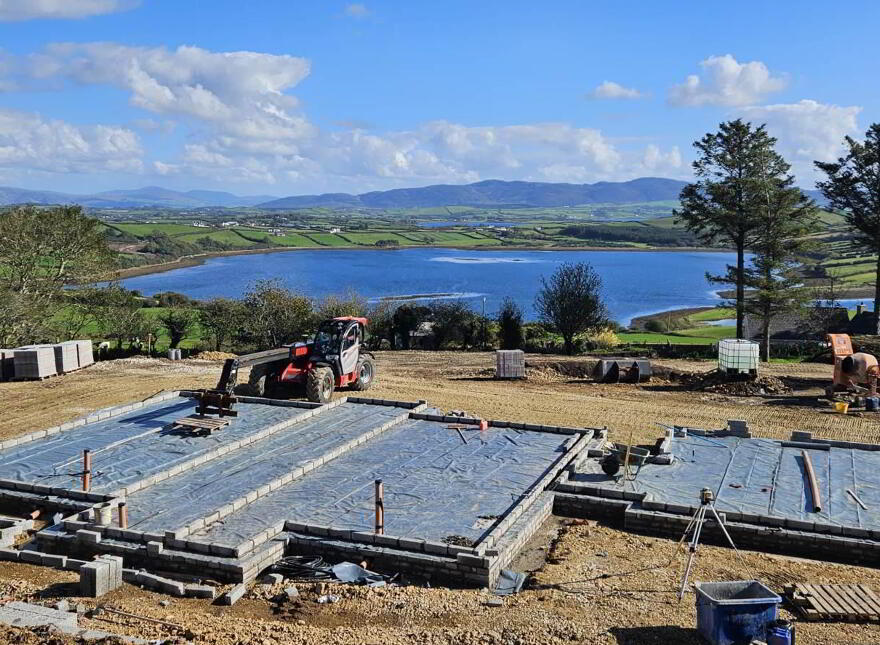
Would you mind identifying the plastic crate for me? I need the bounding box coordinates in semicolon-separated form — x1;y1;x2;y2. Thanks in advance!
694;580;781;645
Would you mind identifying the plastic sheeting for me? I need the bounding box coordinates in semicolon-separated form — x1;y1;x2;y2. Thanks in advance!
193;419;569;546
0;398;314;493
578;435;880;530
124;402;406;531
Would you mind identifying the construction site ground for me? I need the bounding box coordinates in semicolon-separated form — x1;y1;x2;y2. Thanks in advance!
2;351;880;644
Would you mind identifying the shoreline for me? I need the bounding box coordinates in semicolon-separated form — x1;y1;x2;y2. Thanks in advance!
107;243;731;281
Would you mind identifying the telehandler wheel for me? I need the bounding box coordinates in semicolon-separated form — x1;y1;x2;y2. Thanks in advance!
350;356;376;391
248;364;269;397
307;366;334;403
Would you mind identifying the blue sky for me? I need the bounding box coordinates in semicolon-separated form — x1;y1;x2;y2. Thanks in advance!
0;0;876;195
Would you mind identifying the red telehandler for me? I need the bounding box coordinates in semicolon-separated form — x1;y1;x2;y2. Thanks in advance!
195;316;376;416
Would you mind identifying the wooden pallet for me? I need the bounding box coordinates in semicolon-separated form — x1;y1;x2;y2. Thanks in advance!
172;415;231;435
786;583;880;622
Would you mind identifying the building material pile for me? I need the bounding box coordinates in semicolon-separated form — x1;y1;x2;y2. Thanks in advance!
0;340;94;381
496;350;525;379
13;345;57;379
54;341;79;373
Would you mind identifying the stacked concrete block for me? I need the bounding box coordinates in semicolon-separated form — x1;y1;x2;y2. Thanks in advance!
53;342;79;373
495;350;525;379
73;340;94;368
79;555;123;597
13;345;57;379
0;349;14;380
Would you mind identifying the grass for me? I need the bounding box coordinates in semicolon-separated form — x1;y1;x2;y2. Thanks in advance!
686;307;735;322
619;331;721;345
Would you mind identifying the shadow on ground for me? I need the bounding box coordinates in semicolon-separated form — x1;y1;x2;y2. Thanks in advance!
609;625;702;644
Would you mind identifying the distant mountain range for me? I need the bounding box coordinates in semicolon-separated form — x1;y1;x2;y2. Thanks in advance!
0;186;277;209
258;178;689;209
0;178;827;210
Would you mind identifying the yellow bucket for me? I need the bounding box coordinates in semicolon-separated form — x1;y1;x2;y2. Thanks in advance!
834;401;850;414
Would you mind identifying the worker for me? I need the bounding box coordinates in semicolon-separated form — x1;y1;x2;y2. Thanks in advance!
839;352;880;388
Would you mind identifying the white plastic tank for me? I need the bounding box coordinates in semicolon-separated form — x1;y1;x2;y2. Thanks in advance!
718;339;759;374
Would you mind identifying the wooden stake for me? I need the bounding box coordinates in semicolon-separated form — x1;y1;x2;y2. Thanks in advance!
82;450;92;492
374;479;384;535
118;502;128;529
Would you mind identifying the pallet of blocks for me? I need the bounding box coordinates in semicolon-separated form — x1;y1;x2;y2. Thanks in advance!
73;340;94;368
13;345;57;379
496;349;525;379
53;341;79;373
0;349;14;381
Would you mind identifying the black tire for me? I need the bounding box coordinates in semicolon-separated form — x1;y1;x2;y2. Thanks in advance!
350;356;376;391
306;366;334;403
248;364;269;397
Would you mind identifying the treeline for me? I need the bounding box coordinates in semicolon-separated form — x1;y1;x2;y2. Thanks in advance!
559;224;699;247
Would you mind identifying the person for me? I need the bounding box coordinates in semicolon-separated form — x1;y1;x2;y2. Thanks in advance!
840;352;879;388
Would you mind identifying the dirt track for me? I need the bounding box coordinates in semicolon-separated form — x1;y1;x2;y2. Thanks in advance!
2;352;879;644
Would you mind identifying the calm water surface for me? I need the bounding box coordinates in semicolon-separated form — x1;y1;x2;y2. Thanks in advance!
120;248;737;326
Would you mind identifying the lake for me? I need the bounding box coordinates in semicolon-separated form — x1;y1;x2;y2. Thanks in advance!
119;248;737;326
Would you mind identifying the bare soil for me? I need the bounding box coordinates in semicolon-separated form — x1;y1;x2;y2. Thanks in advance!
1;351;878;644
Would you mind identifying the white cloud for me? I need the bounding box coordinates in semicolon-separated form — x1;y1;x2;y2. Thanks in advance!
741;99;861;180
0;108;142;173
17;43;313;149
0;41;687;191
669;54;786;107
588;81;644;100
0;0;137;21
343;3;369;18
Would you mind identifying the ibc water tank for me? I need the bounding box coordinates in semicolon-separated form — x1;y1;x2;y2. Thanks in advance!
718;339;759;374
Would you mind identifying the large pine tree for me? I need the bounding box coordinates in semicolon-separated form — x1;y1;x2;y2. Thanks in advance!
816;124;880;334
676;120;776;338
743;143;817;360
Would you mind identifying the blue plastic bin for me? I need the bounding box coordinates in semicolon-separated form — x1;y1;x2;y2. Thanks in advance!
694;580;781;645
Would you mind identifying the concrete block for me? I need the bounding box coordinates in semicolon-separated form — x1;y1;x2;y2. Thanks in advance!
80;559;120;598
19;550;44;564
186;584;216;600
64;559;88;571
220;583;247;605
0;548;20;561
41;553;68;569
398;537;425;552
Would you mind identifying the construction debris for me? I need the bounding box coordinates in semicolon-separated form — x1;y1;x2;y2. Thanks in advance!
683;370;791;396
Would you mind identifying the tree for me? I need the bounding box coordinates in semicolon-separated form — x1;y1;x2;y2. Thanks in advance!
816;124;880;333
0;205;114;346
392;305;430;350
0;205;114;297
242;280;313;350
198;298;245;351
316;288;368;320
429;300;475;349
742;141;818;360
160;308;197;349
497;297;524;349
92;284;153;350
675;120;776;338
535;262;609;355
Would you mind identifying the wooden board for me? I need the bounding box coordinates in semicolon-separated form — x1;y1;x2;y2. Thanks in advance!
786;583;880;622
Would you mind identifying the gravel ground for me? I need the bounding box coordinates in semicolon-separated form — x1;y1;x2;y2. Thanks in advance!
1;351;878;643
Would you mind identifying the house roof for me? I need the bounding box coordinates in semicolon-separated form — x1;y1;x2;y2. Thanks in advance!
743;307;850;340
848;310;877;335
